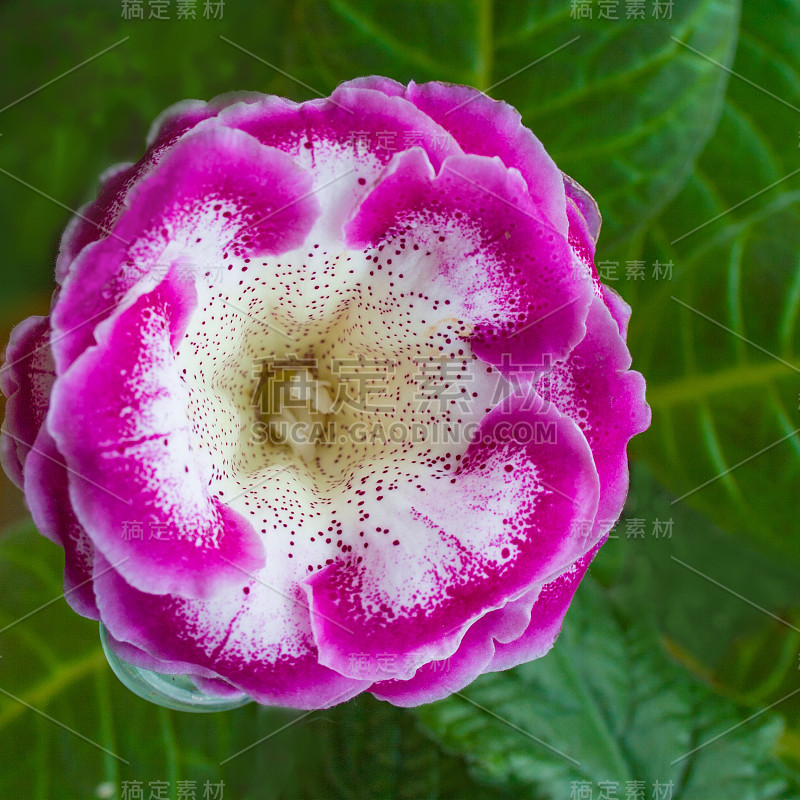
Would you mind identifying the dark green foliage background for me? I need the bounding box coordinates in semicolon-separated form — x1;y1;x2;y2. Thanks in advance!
1;1;799;798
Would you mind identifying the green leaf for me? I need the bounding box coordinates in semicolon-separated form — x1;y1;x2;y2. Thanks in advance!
606;464;800;674
294;694;521;800
415;577;800;800
288;0;739;247
0;0;296;319
612;0;800;566
601;465;800;769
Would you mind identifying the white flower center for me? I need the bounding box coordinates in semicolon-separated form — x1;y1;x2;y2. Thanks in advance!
171;231;512;575
253;357;335;460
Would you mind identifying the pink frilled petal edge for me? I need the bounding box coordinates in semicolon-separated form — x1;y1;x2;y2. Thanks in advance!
48;267;266;600
304;396;601;684
0;316;53;490
93;551;371;709
50;122;321;372
341;77;569;238
370;539;604;706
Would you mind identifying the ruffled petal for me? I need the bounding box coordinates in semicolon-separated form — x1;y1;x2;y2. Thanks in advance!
217;85;465;243
0;316;99;617
369;613;498;706
345;148;593;376
602;284;633;338
564;173;602;245
48;268;265;599
23;428;99;618
370;538;603;706
367;585;539;706
51;123;320;371
0;316;55;489
54;162;135;285
94;552;370;709
538;296;650;539
305;395;600;683
55;92;264;284
488;540;603;672
341;78;569;237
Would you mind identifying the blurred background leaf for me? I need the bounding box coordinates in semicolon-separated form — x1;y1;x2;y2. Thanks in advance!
614;0;800;567
605;464;800;772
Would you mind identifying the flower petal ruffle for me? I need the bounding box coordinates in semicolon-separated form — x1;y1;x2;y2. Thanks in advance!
305;395;600;683
0;316;54;488
48;268;265;599
51;124;320;371
370;539;603;706
93;551;370;709
346;148;593;375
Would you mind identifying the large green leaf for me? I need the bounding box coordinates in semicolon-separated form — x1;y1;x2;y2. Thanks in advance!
416;576;800;800
289;0;739;247
0;0;295;319
614;0;800;565
293;694;520;800
604;465;800;762
606;464;800;674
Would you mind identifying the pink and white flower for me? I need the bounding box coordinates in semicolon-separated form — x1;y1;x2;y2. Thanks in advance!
1;77;650;709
